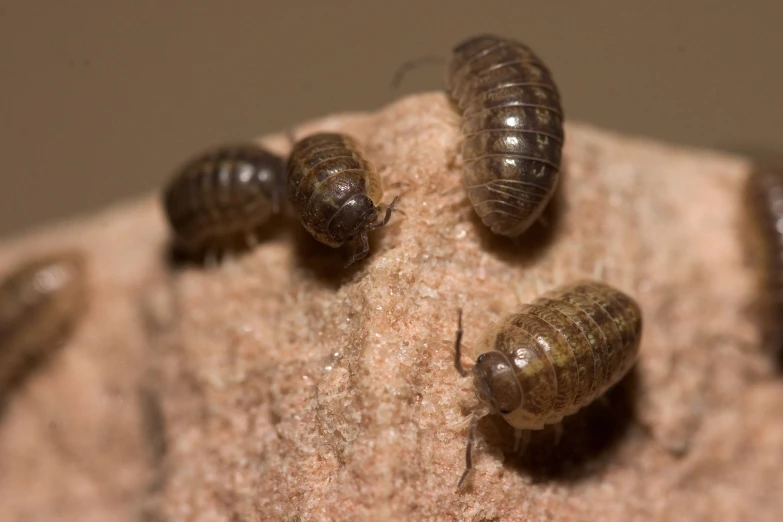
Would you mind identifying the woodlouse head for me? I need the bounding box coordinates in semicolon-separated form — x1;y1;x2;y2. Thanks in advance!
472;352;523;415
327;194;378;244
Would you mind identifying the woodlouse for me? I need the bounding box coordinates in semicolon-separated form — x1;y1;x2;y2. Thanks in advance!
287;132;398;266
162;143;286;257
746;164;783;364
448;34;565;237
0;251;87;396
453;280;642;486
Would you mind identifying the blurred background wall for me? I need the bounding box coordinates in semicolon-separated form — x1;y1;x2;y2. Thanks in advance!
0;1;781;238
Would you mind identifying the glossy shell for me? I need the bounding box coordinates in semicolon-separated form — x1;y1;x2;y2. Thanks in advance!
467;280;642;430
163;143;286;255
0;251;87;394
287;132;394;264
447;34;564;237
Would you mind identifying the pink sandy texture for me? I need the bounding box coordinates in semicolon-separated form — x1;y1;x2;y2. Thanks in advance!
1;92;782;522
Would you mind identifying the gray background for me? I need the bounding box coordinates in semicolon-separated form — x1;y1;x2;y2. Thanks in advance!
1;1;781;238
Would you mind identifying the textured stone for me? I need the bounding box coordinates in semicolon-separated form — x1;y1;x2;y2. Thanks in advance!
1;92;781;522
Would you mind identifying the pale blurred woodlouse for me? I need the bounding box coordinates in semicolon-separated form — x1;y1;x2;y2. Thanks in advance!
746;164;783;365
287;132;398;266
0;251;87;396
453;280;642;486
162;143;286;258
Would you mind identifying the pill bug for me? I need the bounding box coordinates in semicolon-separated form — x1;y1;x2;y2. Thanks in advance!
453;280;642;486
0;251;87;396
287;132;398;266
447;34;565;237
745;164;783;365
162;143;286;258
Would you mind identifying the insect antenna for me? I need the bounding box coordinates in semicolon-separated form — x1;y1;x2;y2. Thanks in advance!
391;55;446;89
368;196;400;230
454;308;468;377
457;413;479;488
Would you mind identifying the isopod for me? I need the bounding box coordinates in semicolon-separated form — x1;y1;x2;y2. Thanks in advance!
448;34;565;237
0;251;87;396
746;164;783;364
162;143;286;257
287;132;397;266
453;280;642;486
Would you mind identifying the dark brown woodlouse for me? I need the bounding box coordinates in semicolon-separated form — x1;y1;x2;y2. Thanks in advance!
287;132;398;266
0;251;87;396
162;143;286;258
746;164;783;365
453;280;642;486
447;34;565;237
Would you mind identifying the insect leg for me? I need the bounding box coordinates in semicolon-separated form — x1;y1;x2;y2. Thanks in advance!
551;422;564;447
454;308;468;377
513;428;531;454
368;196;400;230
344;232;370;268
457;413;479;488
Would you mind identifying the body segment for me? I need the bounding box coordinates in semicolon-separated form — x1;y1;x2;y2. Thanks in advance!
163;143;286;256
0;251;87;395
447;34;564;237
287;132;396;265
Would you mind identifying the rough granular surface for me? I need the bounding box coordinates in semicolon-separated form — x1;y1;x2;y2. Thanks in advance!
1;93;781;522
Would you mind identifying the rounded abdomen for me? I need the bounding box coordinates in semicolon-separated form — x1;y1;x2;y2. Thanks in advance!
475;280;642;430
447;34;564;237
287;133;383;247
163;143;286;254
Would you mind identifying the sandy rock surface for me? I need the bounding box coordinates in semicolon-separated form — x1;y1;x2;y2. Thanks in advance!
1;92;782;521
